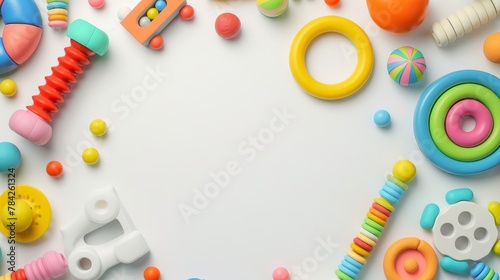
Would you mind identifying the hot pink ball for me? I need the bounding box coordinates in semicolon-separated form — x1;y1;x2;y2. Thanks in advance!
89;0;105;9
272;267;289;280
215;13;241;39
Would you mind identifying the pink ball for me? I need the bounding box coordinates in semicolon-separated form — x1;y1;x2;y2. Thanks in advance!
89;0;105;9
272;267;289;280
215;13;241;39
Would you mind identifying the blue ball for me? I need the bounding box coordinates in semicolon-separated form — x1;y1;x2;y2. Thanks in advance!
374;110;391;127
0;142;21;173
155;0;167;11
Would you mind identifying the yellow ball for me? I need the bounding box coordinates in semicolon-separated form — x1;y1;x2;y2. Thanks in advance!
89;119;107;136
82;147;100;165
2;200;33;233
392;160;416;183
147;8;159;19
0;79;17;97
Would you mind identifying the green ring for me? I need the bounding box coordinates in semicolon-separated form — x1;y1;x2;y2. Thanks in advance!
362;222;381;237
429;83;500;162
364;217;384;231
335;269;354;280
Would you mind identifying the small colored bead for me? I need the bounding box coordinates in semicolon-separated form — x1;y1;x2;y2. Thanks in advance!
272;267;289;280
89;0;105;8
385;180;404;195
46;161;63;177
359;228;378;242
149;35;164;50
353;237;373;252
89;119;107;136
381;184;402;200
139;16;151;27
256;0;288;17
47;2;68;9
392;160;416;183
339;263;358;278
374;197;395;212
82;148;100;165
404;258;419;273
155;0;167;11
0;79;17;96
0;142;21;173
484;32;500;63
335;269;355;280
356;232;376;247
379;188;399;204
366;212;386;227
369;207;389;221
361;222;381;237
372;202;392;217
144;266;160;280
341;259;361;274
179;5;194;20
345;255;363;269
215;13;241;39
147;8;159;19
387;174;408;190
373;110;391;127
364;217;384;232
347;249;367;265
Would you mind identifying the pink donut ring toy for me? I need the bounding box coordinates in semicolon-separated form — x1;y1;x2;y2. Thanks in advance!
0;0;43;75
445;99;493;147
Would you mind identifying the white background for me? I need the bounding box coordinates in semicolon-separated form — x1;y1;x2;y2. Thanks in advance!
1;0;500;279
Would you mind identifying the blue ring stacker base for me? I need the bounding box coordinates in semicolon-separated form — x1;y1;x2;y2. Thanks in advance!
414;70;500;175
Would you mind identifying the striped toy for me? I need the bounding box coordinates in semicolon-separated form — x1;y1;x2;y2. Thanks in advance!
47;0;68;29
335;160;416;280
470;261;499;280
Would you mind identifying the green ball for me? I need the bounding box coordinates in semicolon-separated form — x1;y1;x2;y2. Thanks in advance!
256;0;288;17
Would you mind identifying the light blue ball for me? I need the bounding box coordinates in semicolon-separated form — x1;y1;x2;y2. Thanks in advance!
0;142;21;173
374;110;391;127
155;0;167;11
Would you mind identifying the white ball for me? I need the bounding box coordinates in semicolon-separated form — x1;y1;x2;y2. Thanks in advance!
117;6;131;21
139;16;151;27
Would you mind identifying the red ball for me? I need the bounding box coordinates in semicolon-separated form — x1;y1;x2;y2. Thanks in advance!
324;0;340;6
46;161;63;177
143;266;160;280
215;13;241;40
149;35;164;50
179;5;194;20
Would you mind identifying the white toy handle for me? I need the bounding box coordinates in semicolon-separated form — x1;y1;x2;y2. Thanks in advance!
432;0;500;47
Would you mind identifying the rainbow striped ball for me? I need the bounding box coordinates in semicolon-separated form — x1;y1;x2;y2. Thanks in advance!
256;0;288;17
387;46;426;86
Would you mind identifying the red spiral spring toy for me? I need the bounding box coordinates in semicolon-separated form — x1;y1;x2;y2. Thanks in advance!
9;19;109;145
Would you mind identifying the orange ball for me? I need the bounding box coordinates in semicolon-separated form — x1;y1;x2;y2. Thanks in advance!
144;266;160;280
366;0;429;33
149;35;164;50
484;32;500;64
179;5;194;20
324;0;340;6
46;161;63;177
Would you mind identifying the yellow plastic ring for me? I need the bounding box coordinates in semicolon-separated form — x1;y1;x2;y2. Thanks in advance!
289;16;374;100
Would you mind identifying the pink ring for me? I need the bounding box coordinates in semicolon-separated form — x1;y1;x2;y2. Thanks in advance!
445;99;493;147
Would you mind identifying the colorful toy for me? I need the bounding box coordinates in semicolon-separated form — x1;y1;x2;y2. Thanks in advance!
0;0;43;76
289;16;373;100
0;142;21;173
383;237;438;280
272;267;289;280
414;70;500;175
0;185;52;243
9;19;109;146
432;0;500;47
484;32;500;63
61;186;150;280
179;4;195;20
120;0;194;49
366;0;428;34
335;160;416;280
256;0;288;17
420;188;500;274
88;0;105;9
0;78;17;97
46;160;63;177
0;250;67;280
387;46;426;86
374;110;391;127
149;35;164;50
215;13;241;40
47;0;68;29
144;266;161;280
470;261;499;280
89;119;107;136
82;147;100;165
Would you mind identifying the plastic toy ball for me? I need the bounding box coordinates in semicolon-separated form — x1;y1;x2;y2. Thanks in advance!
147;8;159;20
0;142;21;173
179;5;195;20
367;0;428;33
82;148;100;165
89;0;105;9
89;119;107;136
324;0;340;7
392;159;416;183
215;13;241;40
272;267;289;280
117;6;131;20
387;46;426;86
149;35;164;50
0;79;17;97
484;32;500;64
144;266;161;280
256;0;288;17
46;161;63;177
155;0;167;11
2;200;33;232
374;110;391;127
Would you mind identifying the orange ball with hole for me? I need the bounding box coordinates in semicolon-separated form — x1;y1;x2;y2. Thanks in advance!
484;32;500;64
46;161;63;177
366;0;429;33
144;266;160;280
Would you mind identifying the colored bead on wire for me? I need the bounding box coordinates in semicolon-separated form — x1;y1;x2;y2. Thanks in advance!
47;0;69;29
